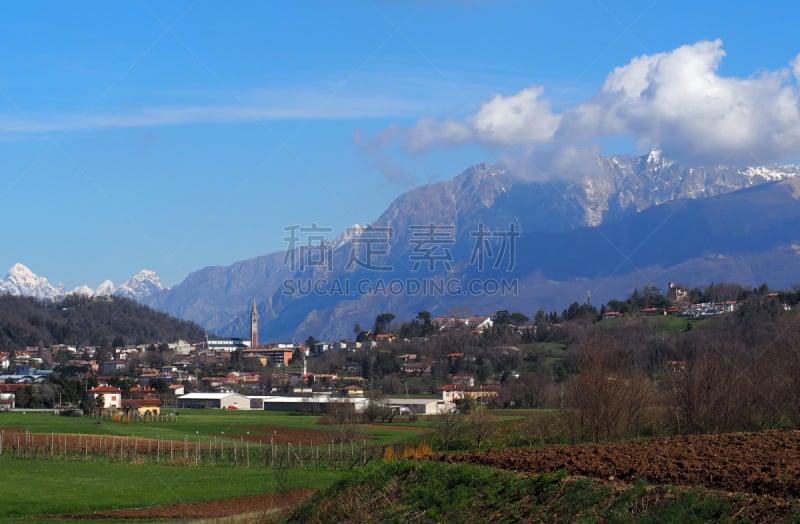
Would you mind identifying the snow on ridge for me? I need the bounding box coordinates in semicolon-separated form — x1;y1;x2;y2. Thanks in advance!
0;264;167;301
94;280;116;296
71;285;94;297
739;166;800;182
0;263;65;299
332;224;369;250
116;269;166;299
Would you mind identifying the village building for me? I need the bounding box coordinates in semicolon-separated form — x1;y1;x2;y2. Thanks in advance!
177;392;251;410
89;385;123;410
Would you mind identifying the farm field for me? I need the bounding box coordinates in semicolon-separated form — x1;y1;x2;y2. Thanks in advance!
0;409;425;446
0;456;336;522
433;429;800;521
439;429;800;496
0;409;429;521
9;409;800;521
276;430;800;523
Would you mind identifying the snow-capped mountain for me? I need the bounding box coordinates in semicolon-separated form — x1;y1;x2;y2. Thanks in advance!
116;270;165;300
94;280;116;296
331;223;368;250
0;263;66;300
149;151;800;340
0;264;167;302
70;285;95;297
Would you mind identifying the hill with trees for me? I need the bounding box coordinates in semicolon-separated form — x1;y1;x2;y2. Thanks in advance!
0;294;207;351
307;282;800;439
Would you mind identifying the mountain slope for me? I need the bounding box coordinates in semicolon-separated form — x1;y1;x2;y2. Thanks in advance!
147;154;800;340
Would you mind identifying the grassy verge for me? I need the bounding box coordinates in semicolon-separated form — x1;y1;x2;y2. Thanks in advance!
269;460;795;523
0;455;341;521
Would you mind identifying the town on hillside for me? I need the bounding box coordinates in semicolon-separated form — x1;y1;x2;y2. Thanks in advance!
1;281;798;419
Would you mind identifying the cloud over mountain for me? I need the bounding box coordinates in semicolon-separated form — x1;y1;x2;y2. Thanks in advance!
375;40;800;169
409;86;562;150
566;39;800;165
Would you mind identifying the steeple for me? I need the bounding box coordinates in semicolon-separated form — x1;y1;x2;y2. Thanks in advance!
250;298;259;349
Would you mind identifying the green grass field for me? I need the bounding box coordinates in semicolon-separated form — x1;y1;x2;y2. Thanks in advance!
0;409;430;446
0;409;319;438
594;314;707;334
0;455;341;521
0;409;432;521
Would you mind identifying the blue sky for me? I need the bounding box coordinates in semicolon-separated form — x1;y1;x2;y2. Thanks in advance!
1;1;799;289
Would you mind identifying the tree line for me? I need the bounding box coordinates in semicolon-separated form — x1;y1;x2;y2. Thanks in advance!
0;294;207;351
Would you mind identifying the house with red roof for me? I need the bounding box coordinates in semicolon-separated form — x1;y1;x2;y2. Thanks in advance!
437;384;499;403
89;385;122;410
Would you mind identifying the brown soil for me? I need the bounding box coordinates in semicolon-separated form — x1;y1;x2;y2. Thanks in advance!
51;488;316;520
239;425;340;445
435;429;800;497
436;431;800;497
432;430;800;522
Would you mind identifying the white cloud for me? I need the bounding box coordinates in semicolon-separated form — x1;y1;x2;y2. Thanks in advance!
793;53;800;83
499;144;605;182
383;39;800;168
570;39;800;164
470;86;561;145
408;86;561;150
0;90;428;134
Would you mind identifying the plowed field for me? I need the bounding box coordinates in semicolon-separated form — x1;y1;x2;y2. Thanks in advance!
436;429;800;497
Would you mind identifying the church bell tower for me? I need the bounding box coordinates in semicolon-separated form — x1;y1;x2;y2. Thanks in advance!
250;298;259;349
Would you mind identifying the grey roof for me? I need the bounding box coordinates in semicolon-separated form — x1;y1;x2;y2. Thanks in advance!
386;398;445;405
178;392;249;400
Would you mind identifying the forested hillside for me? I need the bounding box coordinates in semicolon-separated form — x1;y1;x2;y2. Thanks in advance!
0;294;207;350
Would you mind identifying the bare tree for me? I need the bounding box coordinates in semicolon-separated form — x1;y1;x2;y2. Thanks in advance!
562;333;655;442
466;407;498;449
434;411;466;451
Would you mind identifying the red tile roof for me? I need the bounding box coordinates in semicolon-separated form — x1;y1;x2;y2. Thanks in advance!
90;385;122;394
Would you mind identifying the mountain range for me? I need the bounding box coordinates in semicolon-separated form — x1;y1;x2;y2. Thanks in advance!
0;264;166;302
5;152;800;342
141;152;800;341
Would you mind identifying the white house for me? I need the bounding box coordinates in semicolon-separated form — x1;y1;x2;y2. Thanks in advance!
168;384;185;396
90;385;123;410
0;392;14;410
